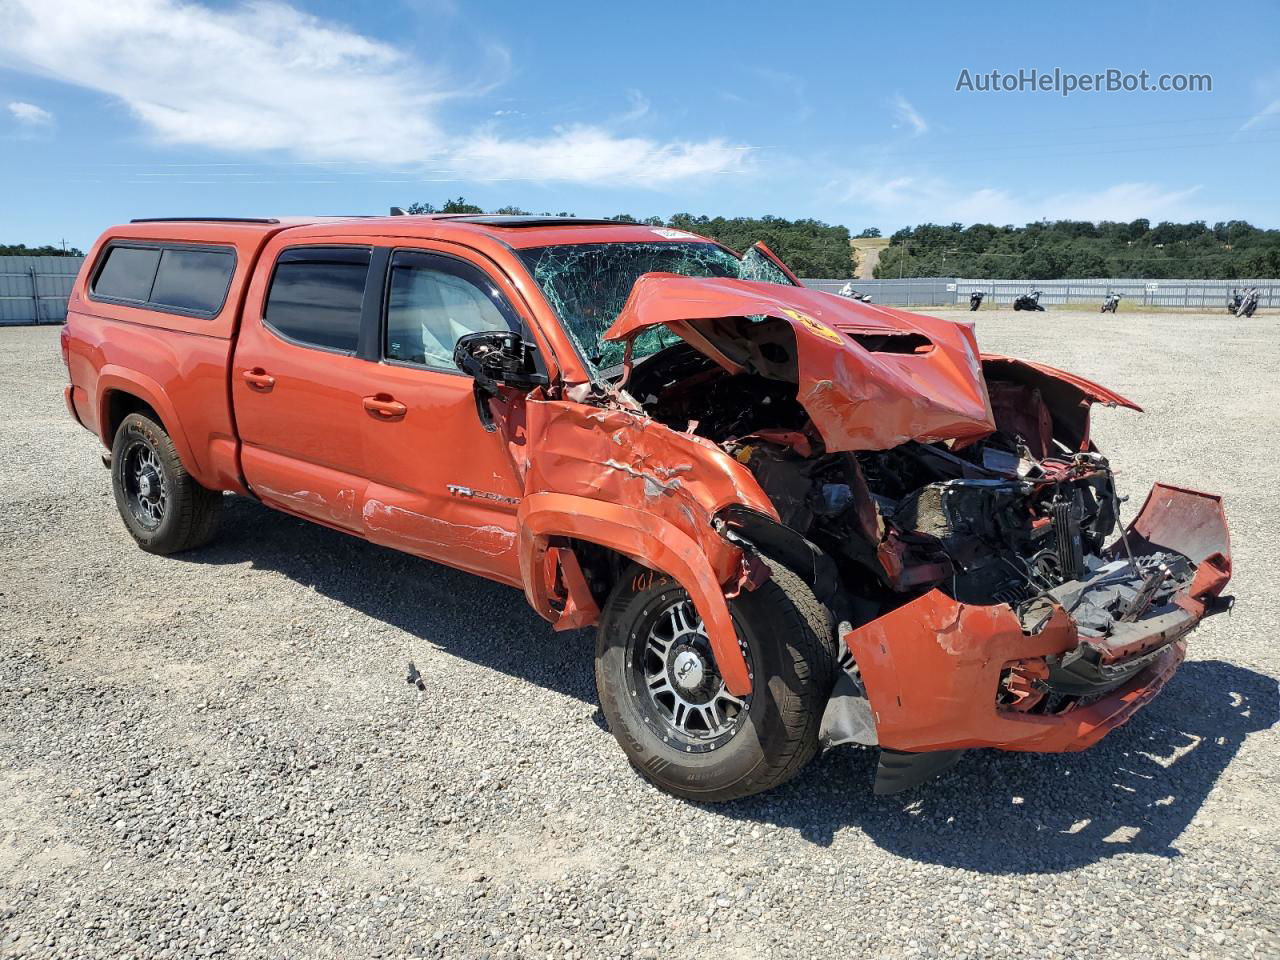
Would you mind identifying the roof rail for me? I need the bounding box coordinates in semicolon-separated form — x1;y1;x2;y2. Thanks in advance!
128;217;282;224
447;215;626;227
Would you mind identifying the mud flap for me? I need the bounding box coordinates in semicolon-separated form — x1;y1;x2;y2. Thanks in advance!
819;667;879;749
874;748;965;794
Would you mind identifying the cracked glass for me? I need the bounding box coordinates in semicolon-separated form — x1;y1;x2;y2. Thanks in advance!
518;241;788;374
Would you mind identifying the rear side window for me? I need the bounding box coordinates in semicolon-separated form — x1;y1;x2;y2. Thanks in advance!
91;242;236;317
93;246;161;302
263;247;371;353
150;248;235;314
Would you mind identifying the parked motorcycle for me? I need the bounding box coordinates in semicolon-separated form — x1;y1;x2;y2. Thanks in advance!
969;291;984;311
1101;292;1121;314
838;282;873;303
1237;287;1259;318
1227;288;1243;315
1012;291;1045;312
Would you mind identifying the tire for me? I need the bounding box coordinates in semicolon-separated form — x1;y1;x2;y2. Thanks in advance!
111;412;222;554
595;560;836;802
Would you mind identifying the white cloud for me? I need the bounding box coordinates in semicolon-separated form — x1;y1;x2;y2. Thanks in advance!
7;99;53;126
0;0;745;185
891;95;927;136
842;173;1207;226
455;126;746;186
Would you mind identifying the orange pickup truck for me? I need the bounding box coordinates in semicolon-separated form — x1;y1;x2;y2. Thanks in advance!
61;214;1232;799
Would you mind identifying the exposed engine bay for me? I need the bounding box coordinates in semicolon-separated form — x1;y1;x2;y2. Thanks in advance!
627;340;1196;666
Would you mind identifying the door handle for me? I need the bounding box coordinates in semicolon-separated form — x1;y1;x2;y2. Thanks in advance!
242;368;275;391
363;394;407;419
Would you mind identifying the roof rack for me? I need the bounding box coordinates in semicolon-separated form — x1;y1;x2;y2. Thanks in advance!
129;217;282;224
447;215;626;228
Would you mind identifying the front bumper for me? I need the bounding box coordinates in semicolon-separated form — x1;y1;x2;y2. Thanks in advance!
842;483;1231;755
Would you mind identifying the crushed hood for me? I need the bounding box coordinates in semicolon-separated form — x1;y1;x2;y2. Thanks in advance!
604;274;997;452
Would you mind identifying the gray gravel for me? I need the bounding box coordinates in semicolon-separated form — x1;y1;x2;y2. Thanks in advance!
1;310;1278;960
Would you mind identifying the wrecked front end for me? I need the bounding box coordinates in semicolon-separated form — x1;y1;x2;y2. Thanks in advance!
835;482;1231;792
591;275;1232;792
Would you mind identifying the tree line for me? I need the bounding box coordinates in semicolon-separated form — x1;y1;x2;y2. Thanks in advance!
0;243;85;257
404;198;856;278
874;220;1280;280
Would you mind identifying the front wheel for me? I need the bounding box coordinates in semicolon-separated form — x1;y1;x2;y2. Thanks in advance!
111;412;222;554
595;561;836;802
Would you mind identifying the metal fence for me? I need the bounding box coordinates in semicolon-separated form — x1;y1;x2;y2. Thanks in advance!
801;275;1280;309
0;256;84;325
802;277;958;307
3;257;1274;323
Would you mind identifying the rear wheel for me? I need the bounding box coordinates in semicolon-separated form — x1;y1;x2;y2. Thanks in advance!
595;561;836;802
111;412;222;554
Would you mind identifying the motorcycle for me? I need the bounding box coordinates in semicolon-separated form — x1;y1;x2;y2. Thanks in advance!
969;291;984;311
1227;289;1243;315
1012;291;1045;312
838;282;873;303
1101;292;1121;314
1237;287;1259;318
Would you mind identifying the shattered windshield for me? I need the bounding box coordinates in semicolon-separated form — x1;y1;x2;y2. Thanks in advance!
517;241;790;374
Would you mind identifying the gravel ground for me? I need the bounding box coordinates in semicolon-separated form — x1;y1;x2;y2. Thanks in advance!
1;310;1278;960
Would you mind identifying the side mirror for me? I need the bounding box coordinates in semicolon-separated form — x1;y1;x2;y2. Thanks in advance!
453;331;548;431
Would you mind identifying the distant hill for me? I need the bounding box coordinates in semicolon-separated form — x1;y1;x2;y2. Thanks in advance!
850;236;889;279
874;220;1280;280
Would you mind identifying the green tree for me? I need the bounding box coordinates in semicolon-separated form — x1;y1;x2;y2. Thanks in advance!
440;197;483;214
0;243;84;256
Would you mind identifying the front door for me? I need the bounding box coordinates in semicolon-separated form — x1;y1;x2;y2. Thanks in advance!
232;244;378;533
358;248;527;585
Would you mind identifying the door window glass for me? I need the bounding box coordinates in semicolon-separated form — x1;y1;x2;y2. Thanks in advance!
385;252;519;368
264;247;371;353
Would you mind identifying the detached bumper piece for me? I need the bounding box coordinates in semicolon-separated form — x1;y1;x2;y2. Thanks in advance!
874;748;965;794
840;483;1230;786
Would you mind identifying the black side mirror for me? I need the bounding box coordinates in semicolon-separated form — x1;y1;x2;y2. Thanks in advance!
453;331;548;431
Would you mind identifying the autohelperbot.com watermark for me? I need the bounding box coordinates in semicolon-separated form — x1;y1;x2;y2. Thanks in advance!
955;68;1212;96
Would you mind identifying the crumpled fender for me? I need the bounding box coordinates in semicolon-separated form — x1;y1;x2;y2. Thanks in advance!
518;491;751;695
980;354;1142;451
1109;482;1232;597
510;396;777;696
981;354;1142;411
603;274;996;452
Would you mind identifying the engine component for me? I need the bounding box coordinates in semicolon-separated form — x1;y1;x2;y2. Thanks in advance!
891;478;1032;569
1052;497;1085;580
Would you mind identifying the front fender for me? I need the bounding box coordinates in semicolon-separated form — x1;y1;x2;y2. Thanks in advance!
517;491;751;696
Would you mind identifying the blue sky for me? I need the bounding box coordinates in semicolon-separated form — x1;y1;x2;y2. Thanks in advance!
2;0;1279;250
